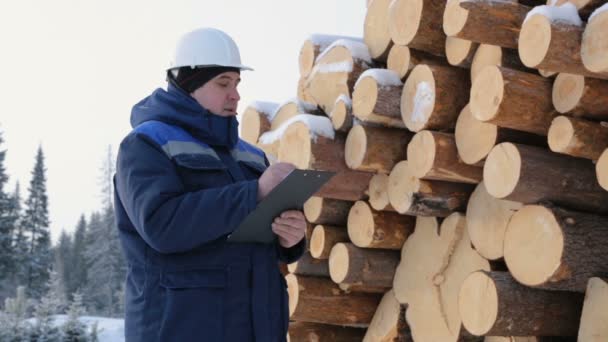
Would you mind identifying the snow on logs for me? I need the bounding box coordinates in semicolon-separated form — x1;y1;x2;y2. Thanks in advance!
470;66;556;135
504;204;608;292
352;69;405;128
552;73;608;120
483;142;608;213
578;277;608;341
393;214;490;341
347;200;415;249
240;101;278;145
458;271;583;337
581;4;608;74
299;34;362;78
345;124;412;174
388;161;474;216
547;115;608;160
443;0;530;49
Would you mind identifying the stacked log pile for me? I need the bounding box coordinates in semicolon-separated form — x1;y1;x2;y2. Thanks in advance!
240;0;608;340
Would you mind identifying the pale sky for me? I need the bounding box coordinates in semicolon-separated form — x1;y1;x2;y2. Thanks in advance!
0;0;366;243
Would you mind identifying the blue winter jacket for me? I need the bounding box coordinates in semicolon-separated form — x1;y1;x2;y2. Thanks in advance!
114;84;305;341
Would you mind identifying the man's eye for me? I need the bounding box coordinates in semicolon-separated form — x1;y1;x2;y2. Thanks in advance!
218;83;229;87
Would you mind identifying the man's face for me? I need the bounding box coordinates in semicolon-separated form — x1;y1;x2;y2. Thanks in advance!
190;71;241;117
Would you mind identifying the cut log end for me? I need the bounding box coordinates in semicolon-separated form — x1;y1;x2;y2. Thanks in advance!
328;243;350;283
458;271;499;336
483;143;521;199
470;65;504;122
402;64;436;132
345;125;367;169
347;201;376;248
278;122;311;169
455;104;499;165
387;44;412;80
597;148;608;191
548;116;575;153
241;107;265;145
303;196;323;222
578;277;608;341
446;36;474;66
443;0;469;36
518;14;552;68
365;0;393;60
552;73;585;114
299;39;316;78
581;11;608;73
310;225;326;259
331;97;351;131
388;0;423;45
388;161;419;214
352;76;378;120
369;173;392;211
286;273;299;317
363;290;401;342
470;44;504;81
407;130;436;178
503;205;564;287
271;102;299;130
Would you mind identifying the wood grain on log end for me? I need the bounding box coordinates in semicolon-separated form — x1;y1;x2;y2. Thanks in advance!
578;277;608;341
581;10;608;73
455;104;498;165
365;0;393;60
552;73;584;114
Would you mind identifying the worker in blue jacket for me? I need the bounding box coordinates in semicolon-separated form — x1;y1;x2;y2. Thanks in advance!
114;27;306;341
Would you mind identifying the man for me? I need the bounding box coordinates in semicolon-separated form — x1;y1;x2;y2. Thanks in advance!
114;27;306;341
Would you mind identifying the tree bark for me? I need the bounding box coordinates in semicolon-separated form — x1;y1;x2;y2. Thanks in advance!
310;225;349;259
352;72;406;129
288;252;330;278
303;196;352;226
345;125;413;174
548;115;608;160
328;243;400;288
347;201;416;249
287;321;366;342
389;0;448;56
552;73;608;121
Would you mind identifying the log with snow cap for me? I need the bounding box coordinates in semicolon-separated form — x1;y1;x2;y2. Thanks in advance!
240;101;278;145
364;0;393;61
275;114;372;201
286;273;382;327
469;66;557;135
547;115;608;160
445;37;479;68
388;0;448;57
578;277;608;341
388;161;474;216
483;142;608;213
407;130;483;183
458;271;583;336
503;203;608;292
299;34;363;78
345;124;413;174
470;44;530;81
519;4;608;80
328;243;400;289
443;0;530;49
352;69;405;128
305;39;373;114
552;73;608;120
401;64;470;132
392;214;490;342
346;200;415;250
454;104;547;166
329;95;353;132
581;4;608;74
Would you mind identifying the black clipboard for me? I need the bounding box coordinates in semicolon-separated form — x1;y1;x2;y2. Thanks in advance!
227;169;336;244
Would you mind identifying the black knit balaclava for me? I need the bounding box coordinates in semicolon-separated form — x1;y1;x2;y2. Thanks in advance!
170;66;240;94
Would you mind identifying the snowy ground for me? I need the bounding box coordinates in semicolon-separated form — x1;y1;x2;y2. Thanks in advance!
27;315;124;342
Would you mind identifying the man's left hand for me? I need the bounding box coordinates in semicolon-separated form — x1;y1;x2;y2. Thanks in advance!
272;210;306;248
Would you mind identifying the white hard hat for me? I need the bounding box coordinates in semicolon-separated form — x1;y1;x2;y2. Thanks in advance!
168;27;253;71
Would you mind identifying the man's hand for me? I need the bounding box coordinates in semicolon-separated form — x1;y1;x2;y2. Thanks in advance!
272;210;306;248
257;162;296;201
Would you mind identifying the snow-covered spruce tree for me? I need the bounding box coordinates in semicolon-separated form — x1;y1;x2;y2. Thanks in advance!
22;146;52;299
62;291;88;342
68;215;88;298
10;182;29;290
29;277;62;342
47;269;68;314
55;230;73;301
0;130;18;293
0;286;31;342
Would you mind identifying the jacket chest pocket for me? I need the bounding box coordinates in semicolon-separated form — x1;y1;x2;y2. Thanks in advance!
173;154;232;190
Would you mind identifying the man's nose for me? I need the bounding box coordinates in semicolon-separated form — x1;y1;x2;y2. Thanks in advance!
229;88;240;101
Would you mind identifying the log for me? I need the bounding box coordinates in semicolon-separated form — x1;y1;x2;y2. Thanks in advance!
369;173;397;212
393;214;490;342
548;115;608;160
271;100;300;130
388;44;446;80
446;37;479;68
287;321;366;342
598;148;608;191
581;4;608;74
459;271;583;336
455;104;546;165
504;204;608;292
483;142;608;213
363;290;402;342
329;95;353;132
388;160;474;216
407;130;483;183
299;34;362;78
328;242;400;288
471;44;530;81
364;0;393;61
288;252;330;278
286;273;382;327
470;66;557;135
241;102;277;145
306;40;372;114
443;0;530;49
315;171;374;202
303;196;352;226
309;224;348;259
551;0;608;19
466;182;522;260
578;277;608;341
352;69;405;128
345;125;413;173
552;73;608;121
401;64;470;132
519;12;608;80
485;338;574;342
297;76;317;107
347;201;415;249
388;0;447;56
